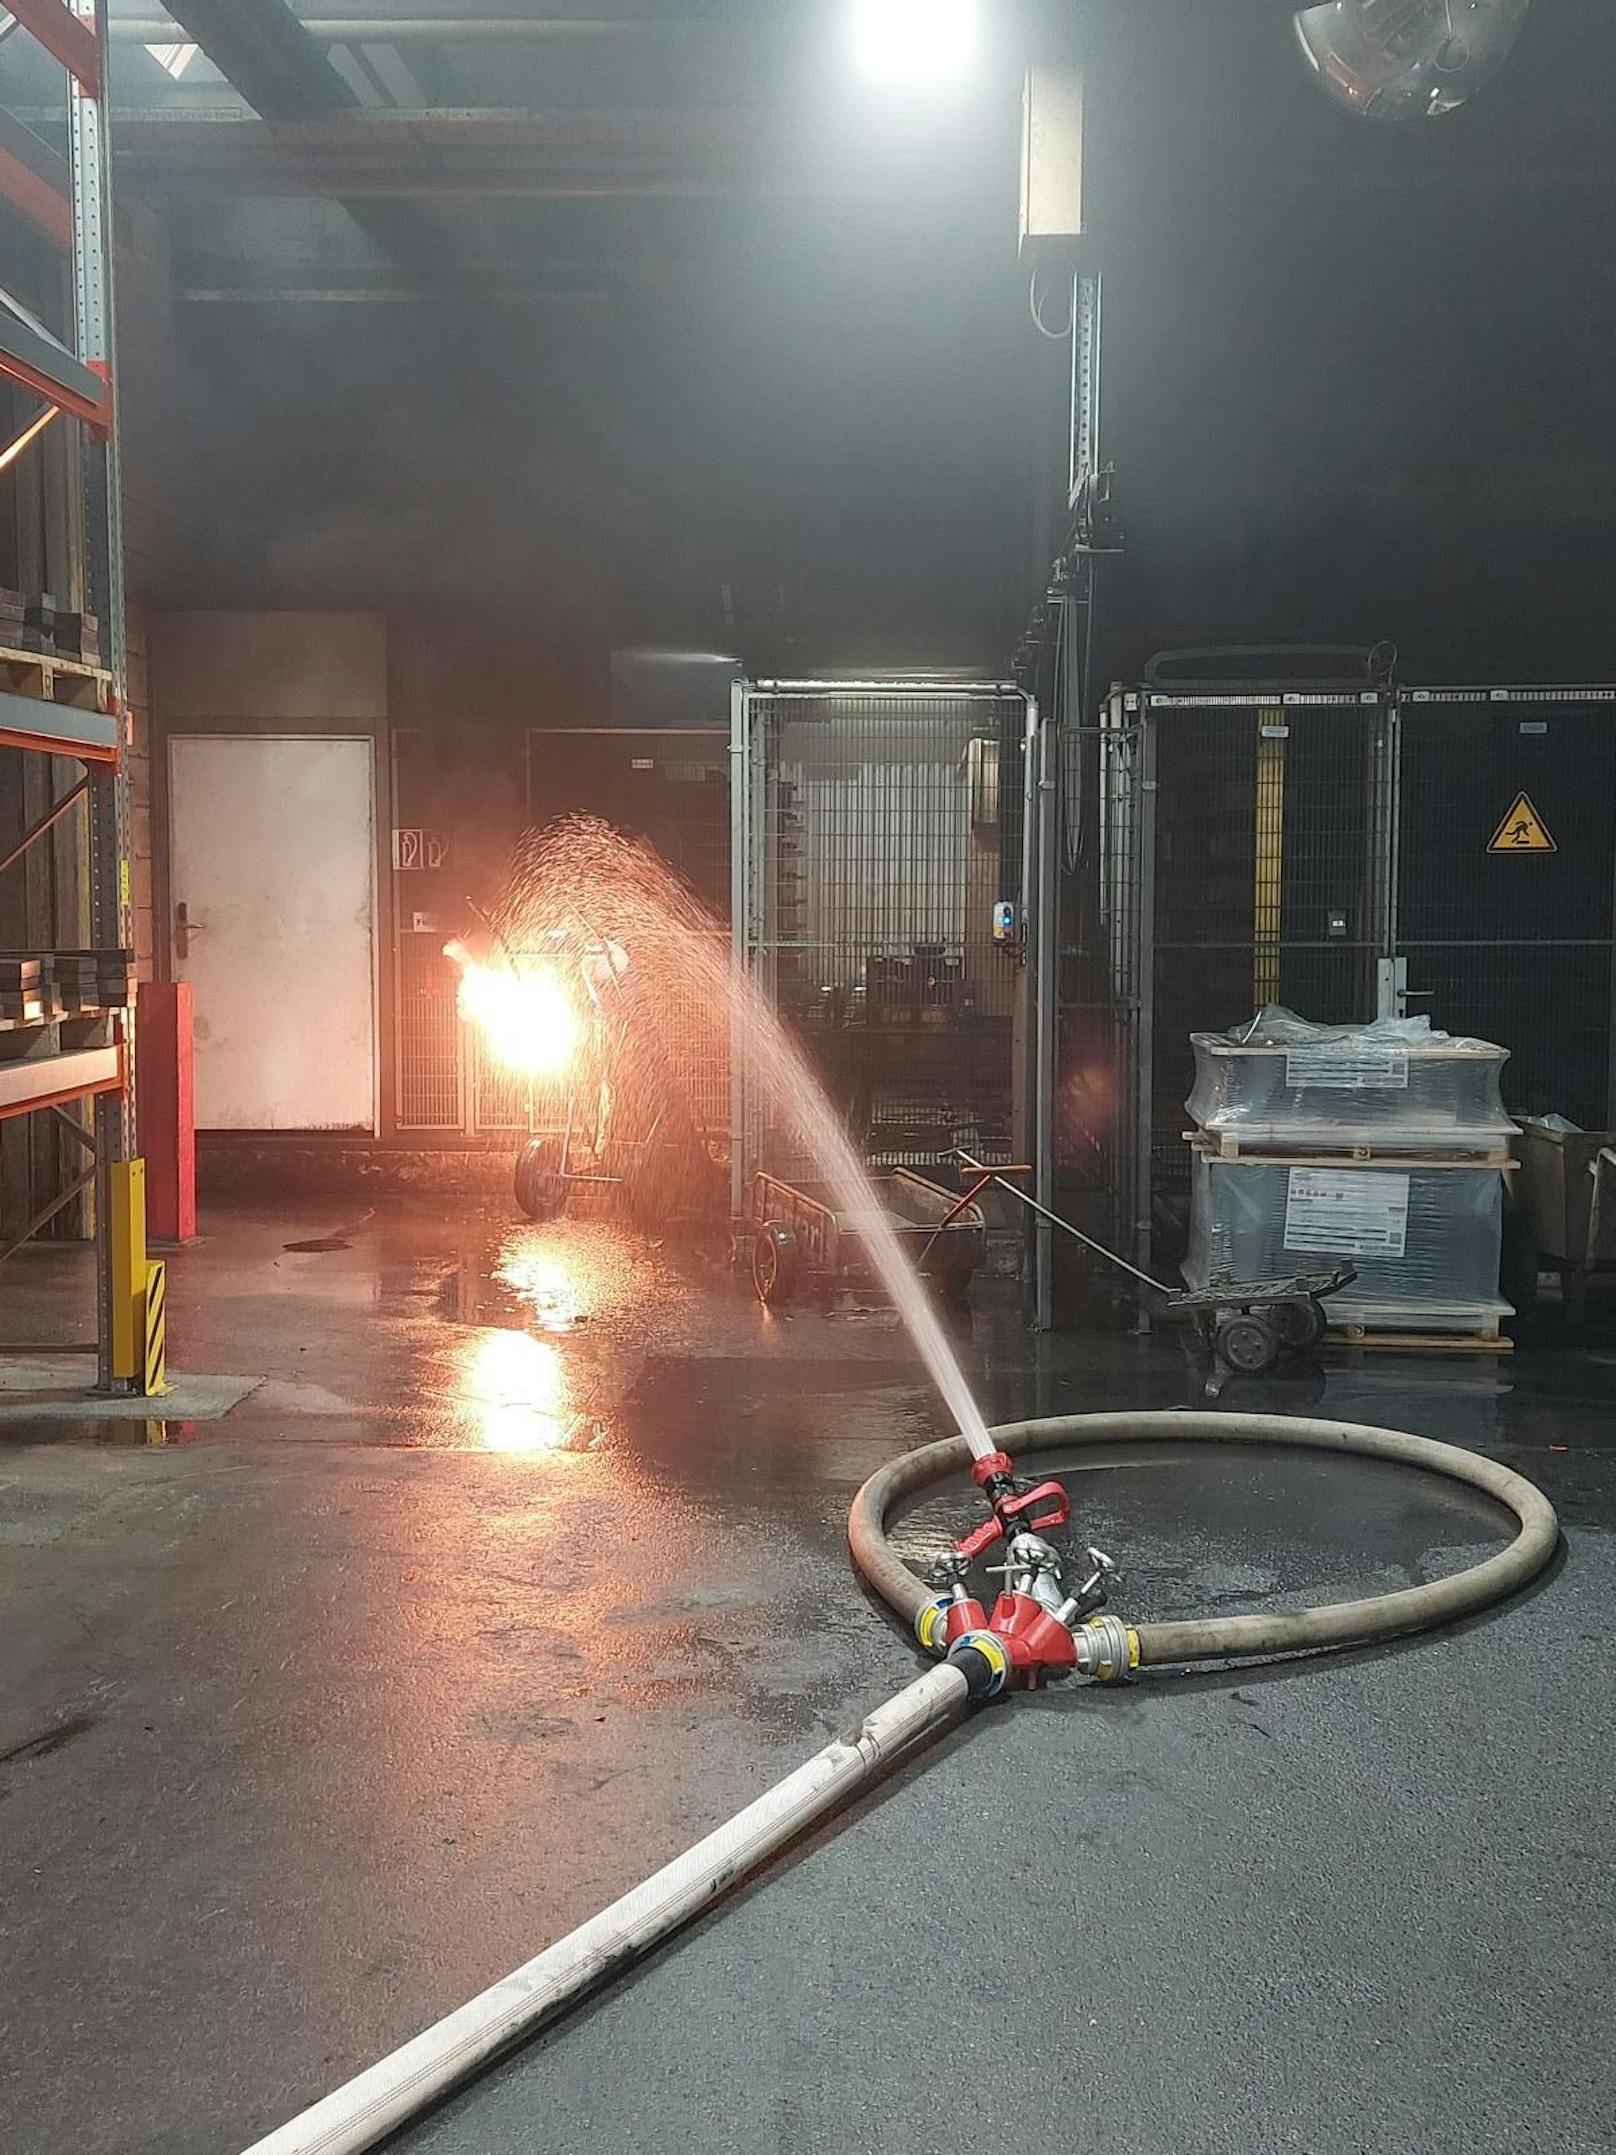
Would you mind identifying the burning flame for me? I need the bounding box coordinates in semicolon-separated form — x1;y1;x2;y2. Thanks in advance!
446;941;579;1077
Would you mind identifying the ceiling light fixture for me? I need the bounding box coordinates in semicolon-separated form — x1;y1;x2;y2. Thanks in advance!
851;0;975;83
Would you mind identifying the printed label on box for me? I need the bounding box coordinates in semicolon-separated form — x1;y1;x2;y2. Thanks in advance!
1284;1048;1409;1091
1284;1168;1409;1258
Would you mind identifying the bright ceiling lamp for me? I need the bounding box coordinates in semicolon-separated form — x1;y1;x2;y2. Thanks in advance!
851;0;976;82
1294;0;1531;122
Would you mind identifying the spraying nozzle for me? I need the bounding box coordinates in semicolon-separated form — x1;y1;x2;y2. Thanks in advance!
916;1450;1134;1689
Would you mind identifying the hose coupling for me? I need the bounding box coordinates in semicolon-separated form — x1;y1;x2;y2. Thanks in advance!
946;1629;1011;1701
1071;1612;1139;1684
915;1593;954;1654
916;1587;988;1655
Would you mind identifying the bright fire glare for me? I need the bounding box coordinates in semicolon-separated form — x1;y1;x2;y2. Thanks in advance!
450;950;579;1077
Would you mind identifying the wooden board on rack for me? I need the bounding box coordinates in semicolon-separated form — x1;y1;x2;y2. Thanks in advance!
0;1040;121;1121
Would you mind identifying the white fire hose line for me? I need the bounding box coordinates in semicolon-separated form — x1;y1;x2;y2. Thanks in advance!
237;1662;972;2155
238;1411;1559;2154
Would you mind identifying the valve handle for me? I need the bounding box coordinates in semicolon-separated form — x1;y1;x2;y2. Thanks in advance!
1001;1479;1071;1532
954;1515;1004;1562
952;1475;1071;1561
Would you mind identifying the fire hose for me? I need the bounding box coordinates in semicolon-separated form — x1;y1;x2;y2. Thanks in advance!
238;1411;1557;2155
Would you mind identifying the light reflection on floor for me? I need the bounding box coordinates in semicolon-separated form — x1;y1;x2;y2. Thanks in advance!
457;1327;580;1453
493;1239;590;1333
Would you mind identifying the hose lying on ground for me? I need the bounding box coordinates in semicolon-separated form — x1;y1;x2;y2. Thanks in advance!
849;1409;1560;1667
237;1662;978;2155
239;1412;1557;2153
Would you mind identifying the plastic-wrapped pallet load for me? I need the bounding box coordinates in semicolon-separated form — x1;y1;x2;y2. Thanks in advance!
1187;1006;1516;1153
1183;1155;1511;1335
1184;1006;1517;1337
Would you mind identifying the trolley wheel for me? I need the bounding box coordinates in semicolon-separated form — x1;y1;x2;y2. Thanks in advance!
514;1137;566;1221
1214;1311;1280;1375
1273;1295;1328;1351
753;1224;800;1306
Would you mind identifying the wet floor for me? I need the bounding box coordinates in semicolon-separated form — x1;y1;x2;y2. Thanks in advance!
0;1196;1612;2154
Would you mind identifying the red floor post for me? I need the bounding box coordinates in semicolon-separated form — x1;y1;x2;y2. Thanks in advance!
135;981;195;1243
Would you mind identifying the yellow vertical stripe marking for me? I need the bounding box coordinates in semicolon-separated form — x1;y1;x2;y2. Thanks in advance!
1253;710;1286;1008
109;1159;147;1381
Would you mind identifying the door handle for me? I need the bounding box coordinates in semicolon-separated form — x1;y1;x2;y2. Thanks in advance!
175;901;206;961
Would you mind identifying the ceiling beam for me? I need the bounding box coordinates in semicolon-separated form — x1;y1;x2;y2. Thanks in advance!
109;13;675;41
8;0;101;95
146;2;466;273
156;0;357;118
112;106;995;200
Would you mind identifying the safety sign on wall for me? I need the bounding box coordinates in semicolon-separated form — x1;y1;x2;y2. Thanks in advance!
1284;1167;1410;1259
1487;792;1556;854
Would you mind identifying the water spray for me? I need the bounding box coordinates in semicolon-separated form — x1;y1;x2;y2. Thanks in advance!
235;820;1561;2153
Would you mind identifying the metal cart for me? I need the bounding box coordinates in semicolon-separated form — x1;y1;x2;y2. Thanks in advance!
1511;1119;1616;1323
952;1152;1354;1374
745;1168;987;1306
509;936;720;1230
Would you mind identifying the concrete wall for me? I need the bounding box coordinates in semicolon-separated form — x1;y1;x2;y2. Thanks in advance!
152;612;387;725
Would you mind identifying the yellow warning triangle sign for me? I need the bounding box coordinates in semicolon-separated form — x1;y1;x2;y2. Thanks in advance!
1488;791;1556;854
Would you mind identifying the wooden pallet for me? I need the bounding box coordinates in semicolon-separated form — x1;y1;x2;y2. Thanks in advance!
0;641;113;713
1187;1131;1515;1171
1325;1328;1513;1355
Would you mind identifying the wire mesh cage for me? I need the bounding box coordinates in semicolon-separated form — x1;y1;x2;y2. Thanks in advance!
1146;691;1396;1204
390;727;731;1141
1398;694;1616;1127
524;729;731;1156
1054;712;1150;1271
739;686;1028;1181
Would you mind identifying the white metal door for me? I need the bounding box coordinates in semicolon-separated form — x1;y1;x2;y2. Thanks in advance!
168;735;377;1130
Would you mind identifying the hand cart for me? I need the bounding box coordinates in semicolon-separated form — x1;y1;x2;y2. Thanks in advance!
947;1151;1355;1375
745;1167;987;1307
505;928;717;1230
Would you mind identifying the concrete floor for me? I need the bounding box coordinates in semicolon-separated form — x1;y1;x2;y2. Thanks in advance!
0;1197;1612;2155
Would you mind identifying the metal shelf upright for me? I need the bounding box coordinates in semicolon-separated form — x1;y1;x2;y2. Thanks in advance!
0;0;134;1390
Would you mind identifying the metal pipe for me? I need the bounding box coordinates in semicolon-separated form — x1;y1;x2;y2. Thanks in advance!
238;1660;972;2155
1032;694;1057;1329
954;1149;1170;1297
0;1163;96;1265
0;772;88;879
0;400;59;474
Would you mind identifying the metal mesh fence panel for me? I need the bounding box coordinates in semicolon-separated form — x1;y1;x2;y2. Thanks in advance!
742;689;1025;1178
1147;693;1394;1207
1057;716;1148;1266
524;728;730;1150
1398;696;1616;1126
